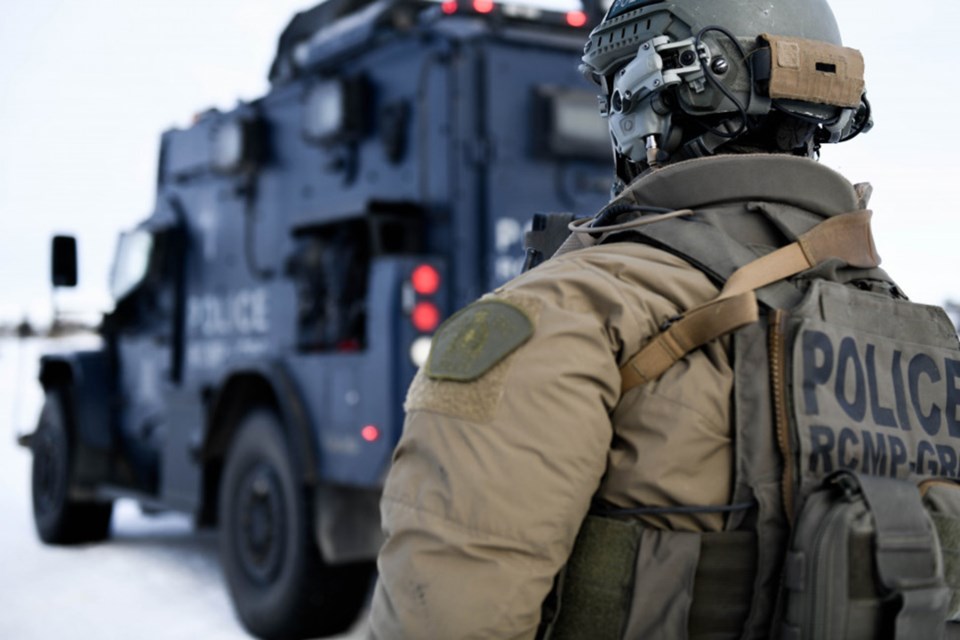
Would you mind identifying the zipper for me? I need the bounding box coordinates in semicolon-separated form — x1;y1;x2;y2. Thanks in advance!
769;308;796;524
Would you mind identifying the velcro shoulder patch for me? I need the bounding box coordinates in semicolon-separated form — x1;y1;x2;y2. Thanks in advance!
426;300;533;382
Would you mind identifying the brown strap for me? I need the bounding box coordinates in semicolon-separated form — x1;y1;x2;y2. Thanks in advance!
620;211;879;392
621;292;759;389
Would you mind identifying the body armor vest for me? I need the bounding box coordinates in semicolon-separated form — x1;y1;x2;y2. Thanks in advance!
535;174;960;639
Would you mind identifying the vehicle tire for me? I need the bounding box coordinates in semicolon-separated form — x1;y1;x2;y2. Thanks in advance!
31;389;113;545
219;408;374;640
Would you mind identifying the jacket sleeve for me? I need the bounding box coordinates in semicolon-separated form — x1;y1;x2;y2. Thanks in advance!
369;248;702;639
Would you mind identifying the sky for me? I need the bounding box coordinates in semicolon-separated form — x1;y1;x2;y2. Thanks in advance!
1;0;958;326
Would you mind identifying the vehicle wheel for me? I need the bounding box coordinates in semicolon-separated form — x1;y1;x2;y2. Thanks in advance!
31;389;113;545
219;408;374;640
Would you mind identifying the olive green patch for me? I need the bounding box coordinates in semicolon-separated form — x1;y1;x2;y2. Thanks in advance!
406;293;542;424
425;300;533;382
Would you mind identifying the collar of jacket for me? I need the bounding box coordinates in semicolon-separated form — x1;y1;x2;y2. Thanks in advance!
621;154;862;217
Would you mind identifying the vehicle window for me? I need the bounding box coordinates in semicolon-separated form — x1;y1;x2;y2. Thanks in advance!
109;230;155;302
535;86;611;161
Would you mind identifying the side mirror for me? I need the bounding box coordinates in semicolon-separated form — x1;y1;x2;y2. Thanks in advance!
51;235;78;288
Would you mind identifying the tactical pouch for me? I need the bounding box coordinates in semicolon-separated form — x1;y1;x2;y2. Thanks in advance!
922;481;960;621
781;471;949;640
541;514;756;640
543;515;643;640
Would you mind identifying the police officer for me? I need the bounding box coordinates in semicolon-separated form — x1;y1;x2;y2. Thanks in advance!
369;0;895;637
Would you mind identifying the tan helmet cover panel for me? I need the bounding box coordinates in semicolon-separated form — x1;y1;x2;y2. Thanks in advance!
761;34;865;108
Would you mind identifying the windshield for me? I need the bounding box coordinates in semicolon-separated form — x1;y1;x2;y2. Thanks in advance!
109;230;154;302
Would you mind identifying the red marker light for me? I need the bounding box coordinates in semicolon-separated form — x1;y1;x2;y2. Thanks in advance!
473;0;494;14
441;0;458;14
361;425;380;442
565;10;587;27
412;302;441;332
336;338;361;352
412;264;441;295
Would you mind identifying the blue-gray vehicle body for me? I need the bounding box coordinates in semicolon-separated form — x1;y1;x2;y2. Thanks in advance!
37;0;610;560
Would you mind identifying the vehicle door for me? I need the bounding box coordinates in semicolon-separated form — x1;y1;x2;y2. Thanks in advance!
105;208;187;499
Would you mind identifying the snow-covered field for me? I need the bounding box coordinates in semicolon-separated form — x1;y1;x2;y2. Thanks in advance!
0;337;367;639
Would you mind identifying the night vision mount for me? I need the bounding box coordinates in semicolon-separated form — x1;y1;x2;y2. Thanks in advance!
600;35;713;165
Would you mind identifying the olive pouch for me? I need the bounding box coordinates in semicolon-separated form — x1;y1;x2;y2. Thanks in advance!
922;481;960;622
781;472;949;640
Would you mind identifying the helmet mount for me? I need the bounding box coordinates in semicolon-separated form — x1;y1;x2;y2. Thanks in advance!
581;0;873;185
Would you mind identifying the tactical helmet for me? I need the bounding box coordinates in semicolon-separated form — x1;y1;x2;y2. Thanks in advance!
581;0;872;184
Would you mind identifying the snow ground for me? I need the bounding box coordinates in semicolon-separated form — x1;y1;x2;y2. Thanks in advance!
0;337;367;640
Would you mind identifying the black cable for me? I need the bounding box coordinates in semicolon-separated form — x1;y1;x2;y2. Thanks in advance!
593;501;756;517
694;25;753;139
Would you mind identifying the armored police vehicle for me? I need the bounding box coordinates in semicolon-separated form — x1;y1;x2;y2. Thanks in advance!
23;0;610;637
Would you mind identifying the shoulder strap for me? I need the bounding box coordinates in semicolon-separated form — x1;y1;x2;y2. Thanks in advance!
620;210;879;392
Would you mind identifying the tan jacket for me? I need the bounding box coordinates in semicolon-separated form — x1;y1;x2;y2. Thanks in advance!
370;155;868;639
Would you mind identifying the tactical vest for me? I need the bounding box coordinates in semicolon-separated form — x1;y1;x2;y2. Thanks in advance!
534;199;960;639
